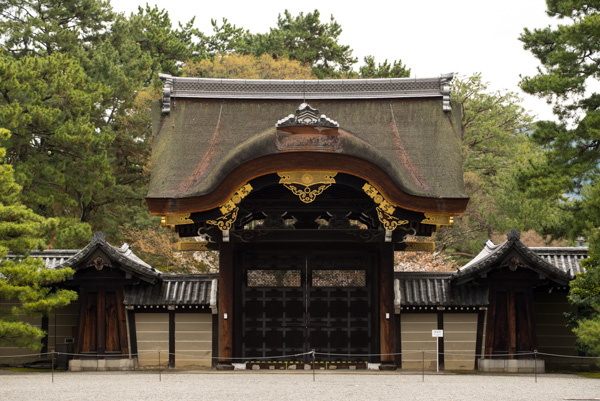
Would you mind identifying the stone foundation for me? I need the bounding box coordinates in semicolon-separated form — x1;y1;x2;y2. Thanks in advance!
69;358;137;371
478;359;545;373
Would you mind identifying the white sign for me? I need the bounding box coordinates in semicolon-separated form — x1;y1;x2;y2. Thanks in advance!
432;329;444;337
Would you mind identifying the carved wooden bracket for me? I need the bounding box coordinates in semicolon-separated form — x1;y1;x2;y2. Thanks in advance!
278;171;337;203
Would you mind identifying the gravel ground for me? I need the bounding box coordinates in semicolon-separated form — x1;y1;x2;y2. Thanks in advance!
1;371;599;401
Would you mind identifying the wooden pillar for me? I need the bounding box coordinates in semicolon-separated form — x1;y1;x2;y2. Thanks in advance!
75;289;88;355
395;311;402;369
97;286;106;356
474;308;486;369
115;287;129;355
169;310;175;368
484;289;496;357
126;309;138;358
507;290;516;359
379;242;396;370
217;242;235;370
212;313;219;368
437;311;445;370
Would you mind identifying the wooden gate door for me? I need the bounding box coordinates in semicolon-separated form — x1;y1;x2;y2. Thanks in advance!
239;250;374;362
76;286;128;356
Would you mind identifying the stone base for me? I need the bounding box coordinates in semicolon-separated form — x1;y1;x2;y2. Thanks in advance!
69;358;136;372
216;363;235;371
378;363;397;371
478;359;545;373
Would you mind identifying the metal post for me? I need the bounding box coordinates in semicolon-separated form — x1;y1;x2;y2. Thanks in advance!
51;351;55;383
312;350;315;382
158;350;162;382
422;350;425;382
436;338;439;373
534;350;537;383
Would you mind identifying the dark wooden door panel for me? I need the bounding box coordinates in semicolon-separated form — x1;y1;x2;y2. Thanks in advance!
240;251;373;361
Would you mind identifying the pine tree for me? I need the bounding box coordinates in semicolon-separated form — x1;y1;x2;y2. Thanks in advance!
0;128;76;350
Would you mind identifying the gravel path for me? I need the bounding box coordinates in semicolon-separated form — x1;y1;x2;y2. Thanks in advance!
1;371;599;401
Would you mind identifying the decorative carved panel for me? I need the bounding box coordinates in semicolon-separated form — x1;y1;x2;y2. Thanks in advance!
278;171;337;203
312;270;366;287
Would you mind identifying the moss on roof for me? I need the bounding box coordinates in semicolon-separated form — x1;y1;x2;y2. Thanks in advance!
148;97;467;213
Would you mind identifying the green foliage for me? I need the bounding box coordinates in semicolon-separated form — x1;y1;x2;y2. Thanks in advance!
0;129;76;349
0;258;77;349
200;18;247;58
0;1;412;252
197;12;409;80
0;53;113;228
0;0;114;57
0;0;182;246
435;75;538;257
521;2;600;355
357;56;411;78
183;53;315;79
572;316;600;361
238;10;357;78
568;229;600;360
124;5;201;80
519;0;600;239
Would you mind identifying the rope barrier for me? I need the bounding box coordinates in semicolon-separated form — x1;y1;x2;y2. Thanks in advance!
2;349;598;365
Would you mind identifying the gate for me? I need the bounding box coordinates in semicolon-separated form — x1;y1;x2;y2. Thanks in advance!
238;250;375;362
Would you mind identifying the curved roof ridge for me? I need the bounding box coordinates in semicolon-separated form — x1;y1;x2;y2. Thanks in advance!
159;73;454;102
58;232;161;283
455;230;572;285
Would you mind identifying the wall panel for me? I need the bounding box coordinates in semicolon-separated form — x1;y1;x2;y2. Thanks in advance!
400;313;437;370
135;313;169;367
443;313;477;370
175;313;212;368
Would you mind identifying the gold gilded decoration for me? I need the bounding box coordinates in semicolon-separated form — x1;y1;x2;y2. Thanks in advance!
422;213;454;226
362;183;396;215
205;183;252;231
161;213;193;226
376;208;408;231
177;241;209;251
220;183;253;214
278;171;337;203
207;208;239;231
405;241;435;252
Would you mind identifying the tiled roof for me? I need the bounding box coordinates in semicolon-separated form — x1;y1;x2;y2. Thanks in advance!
455;230;572;285
531;247;588;276
394;272;488;307
124;274;218;308
160;74;453;104
59;232;161;283
5;249;79;269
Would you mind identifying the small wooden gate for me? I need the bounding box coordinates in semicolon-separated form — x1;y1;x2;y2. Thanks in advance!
237;250;375;362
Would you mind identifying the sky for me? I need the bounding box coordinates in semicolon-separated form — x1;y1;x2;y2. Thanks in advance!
112;0;557;121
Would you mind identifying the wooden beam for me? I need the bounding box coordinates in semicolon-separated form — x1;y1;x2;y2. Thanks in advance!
437;311;445;370
507;290;517;359
379;242;396;370
75;289;88;355
169;311;175;368
127;309;138;357
484;289;496;357
212;313;219;368
217;242;235;370
97;287;106;356
474;309;486;369
115;288;129;355
524;289;538;352
395;311;402;369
